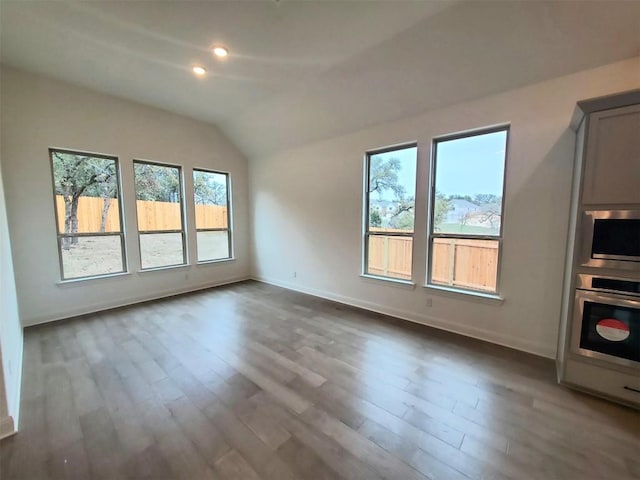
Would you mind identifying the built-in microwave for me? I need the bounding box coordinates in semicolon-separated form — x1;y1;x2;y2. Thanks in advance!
580;210;640;272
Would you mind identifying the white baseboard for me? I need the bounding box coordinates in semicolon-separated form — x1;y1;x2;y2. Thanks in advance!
0;415;15;440
252;275;556;360
24;275;251;327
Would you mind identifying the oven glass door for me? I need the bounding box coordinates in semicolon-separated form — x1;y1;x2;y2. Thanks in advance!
574;291;640;367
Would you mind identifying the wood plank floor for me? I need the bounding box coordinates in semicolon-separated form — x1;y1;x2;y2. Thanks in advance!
2;280;639;480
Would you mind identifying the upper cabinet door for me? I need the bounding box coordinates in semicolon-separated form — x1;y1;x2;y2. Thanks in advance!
582;104;640;206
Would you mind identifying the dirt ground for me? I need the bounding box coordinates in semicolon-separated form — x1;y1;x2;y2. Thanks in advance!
61;231;229;279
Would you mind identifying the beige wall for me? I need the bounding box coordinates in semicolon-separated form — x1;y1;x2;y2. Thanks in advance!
0;162;23;436
249;57;640;359
0;67;251;326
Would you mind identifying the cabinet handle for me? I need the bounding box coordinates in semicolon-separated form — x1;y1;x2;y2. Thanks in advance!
623;386;640;394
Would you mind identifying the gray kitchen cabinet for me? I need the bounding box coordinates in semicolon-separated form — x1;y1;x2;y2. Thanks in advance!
581;103;640;206
557;89;640;409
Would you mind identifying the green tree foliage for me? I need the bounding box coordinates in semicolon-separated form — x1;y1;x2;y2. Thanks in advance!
369;209;382;227
448;194;474;203
370;156;415;231
433;192;453;231
52;151;117;248
134;163;180;202
473;193;501;205
391;210;415;230
369;157;405;200
193;171;227;206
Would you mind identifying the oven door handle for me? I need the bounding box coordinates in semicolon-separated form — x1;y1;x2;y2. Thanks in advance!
575;290;640;308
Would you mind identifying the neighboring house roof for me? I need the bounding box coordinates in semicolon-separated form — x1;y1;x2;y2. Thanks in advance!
370;199;399;209
445;199;479;223
480;202;501;213
450;199;479;211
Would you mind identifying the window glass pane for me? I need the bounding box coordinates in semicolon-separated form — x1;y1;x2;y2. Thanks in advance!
59;235;124;279
139;232;184;269
197;231;230;262
134;163;183;231
366;235;413;280
52;151;121;234
368;146;417;233
433;131;507;236
430;238;499;292
193;170;228;229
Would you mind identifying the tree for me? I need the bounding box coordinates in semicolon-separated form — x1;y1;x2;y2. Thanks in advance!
369;157;405;200
52;152;116;249
391;209;415;230
134;163;180;202
193;171;226;206
369;156;413;229
481;210;501;230
473;193;500;205
389;197;415;230
433;192;452;231
458;211;471;231
449;194;474;203
369;210;382;228
85;178;117;232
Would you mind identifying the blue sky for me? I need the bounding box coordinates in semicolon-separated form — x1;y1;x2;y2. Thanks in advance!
370;146;417;202
435;130;507;198
370;130;506;202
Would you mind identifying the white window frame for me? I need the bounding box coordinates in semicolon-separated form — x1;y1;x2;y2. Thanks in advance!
426;125;509;296
133;159;187;270
49;148;127;281
193;168;233;263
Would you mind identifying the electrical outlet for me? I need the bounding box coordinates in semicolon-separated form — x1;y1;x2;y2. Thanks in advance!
8;361;12;376
293;271;297;278
426;297;433;307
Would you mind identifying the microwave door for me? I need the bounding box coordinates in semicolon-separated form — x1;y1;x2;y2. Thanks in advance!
592;218;640;262
580;211;640;271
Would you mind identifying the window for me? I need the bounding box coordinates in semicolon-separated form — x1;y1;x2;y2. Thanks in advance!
428;126;508;294
364;144;417;281
50;149;126;280
193;169;232;262
133;161;186;269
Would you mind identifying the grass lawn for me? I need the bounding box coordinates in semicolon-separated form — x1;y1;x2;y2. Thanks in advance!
436;223;499;235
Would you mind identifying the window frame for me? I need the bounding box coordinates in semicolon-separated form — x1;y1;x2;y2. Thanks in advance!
426;125;509;295
133;159;188;270
192;168;233;263
362;142;418;283
49;147;128;281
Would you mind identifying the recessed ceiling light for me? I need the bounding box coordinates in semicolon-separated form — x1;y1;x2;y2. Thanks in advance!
212;46;229;58
192;65;207;76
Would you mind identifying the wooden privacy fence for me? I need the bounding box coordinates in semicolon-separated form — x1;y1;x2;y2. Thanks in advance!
431;238;498;291
56;195;227;233
368;234;498;291
368;235;413;280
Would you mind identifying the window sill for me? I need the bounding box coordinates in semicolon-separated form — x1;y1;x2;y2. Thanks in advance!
197;257;235;265
57;271;131;286
360;274;416;290
423;284;504;305
138;263;190;274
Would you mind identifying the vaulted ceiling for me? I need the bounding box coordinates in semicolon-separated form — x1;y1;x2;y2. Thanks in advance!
2;1;639;158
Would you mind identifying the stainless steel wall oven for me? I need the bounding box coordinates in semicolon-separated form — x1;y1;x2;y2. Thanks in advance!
573;274;640;368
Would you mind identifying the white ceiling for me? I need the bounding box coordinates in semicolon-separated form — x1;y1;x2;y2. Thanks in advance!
1;1;639;158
